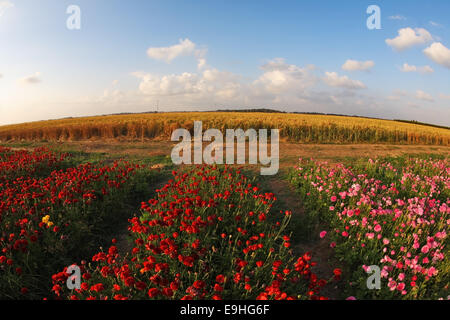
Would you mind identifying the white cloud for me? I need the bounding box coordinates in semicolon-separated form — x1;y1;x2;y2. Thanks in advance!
323;72;366;89
133;68;244;101
389;15;406;20
416;90;434;102
440;93;450;100
146;38;207;67
342;60;374;72
429;21;443;28
97;89;125;104
130;71;148;79
423;42;450;69
134;72;200;96
0;1;13;17
254;58;317;94
399;63;434;74
386;28;433;51
197;58;207;69
388;89;439;104
147;38;195;62
18;72;41;85
329;95;343;105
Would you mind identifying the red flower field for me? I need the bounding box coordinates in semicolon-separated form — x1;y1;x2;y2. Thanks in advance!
51;165;330;300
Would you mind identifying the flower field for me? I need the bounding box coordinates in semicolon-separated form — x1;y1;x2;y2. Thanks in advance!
0;147;155;299
51;165;332;300
289;156;449;299
1;146;448;300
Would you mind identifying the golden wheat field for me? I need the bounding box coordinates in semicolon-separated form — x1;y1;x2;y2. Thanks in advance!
0;112;449;145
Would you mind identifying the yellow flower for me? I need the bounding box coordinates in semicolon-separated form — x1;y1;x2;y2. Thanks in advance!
42;215;50;223
47;222;54;227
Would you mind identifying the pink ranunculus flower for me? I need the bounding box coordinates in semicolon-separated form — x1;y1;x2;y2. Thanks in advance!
397;282;405;291
427;267;437;277
421;245;429;254
374;224;382;232
320;231;327;239
346;296;356;300
388;280;397;291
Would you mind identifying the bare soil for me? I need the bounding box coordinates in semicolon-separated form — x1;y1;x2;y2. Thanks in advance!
6;140;448;166
266;176;340;299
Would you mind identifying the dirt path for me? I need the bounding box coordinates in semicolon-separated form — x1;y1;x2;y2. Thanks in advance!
115;176;171;256
5;140;448;168
266;175;340;299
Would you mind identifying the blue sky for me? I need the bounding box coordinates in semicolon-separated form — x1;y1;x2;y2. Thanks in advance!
0;0;449;126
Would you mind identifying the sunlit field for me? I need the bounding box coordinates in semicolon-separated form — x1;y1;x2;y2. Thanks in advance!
1;112;449;145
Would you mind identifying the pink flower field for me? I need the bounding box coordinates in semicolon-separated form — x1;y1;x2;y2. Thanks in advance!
289;156;449;299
